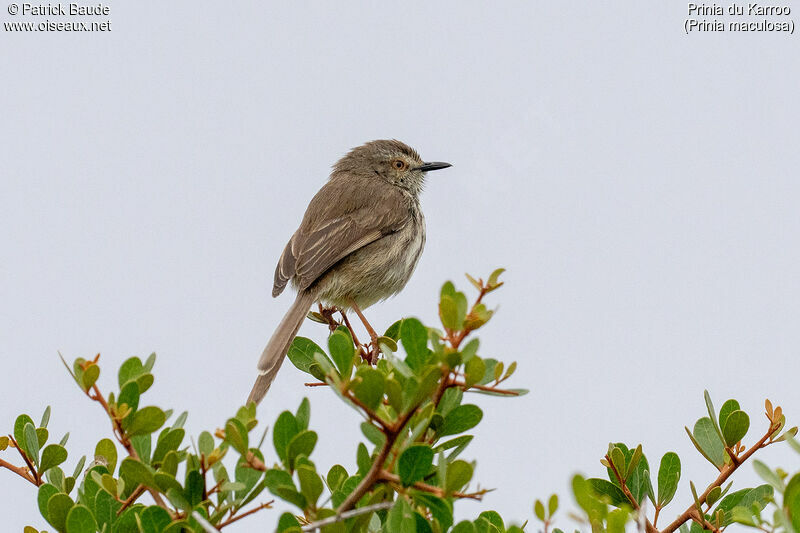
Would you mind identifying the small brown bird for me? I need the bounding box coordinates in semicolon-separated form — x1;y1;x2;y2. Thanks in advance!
247;140;451;405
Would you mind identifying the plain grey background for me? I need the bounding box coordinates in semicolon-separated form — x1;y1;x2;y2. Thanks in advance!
2;1;799;531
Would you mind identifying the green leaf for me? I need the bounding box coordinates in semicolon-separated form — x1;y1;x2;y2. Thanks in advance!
657;452;681;507
706;486;722;507
453;521;477;533
387;498;416;533
118;457;155;489
273;411;299;463
46;493;75;532
692;417;726;468
786;474;800;532
287;338;329;379
610;447;626;478
573;475;608;522
14;416;34;452
37;483;60;521
153;429;185;465
718;399;740;432
72;455;86;480
487;268;505;288
185;469;204;507
277;512;302;532
295;397;311;431
401;318;430;371
464;357;486;388
138;506;171;533
136;373;154;394
40;406;51;428
287;430;318;470
94;438;118;475
329;327;355;378
352;367;385;410
607;508;630;533
588;478;629;507
752;459;783;493
117;381;140;415
24;422;40;467
476;510;505;532
36;427;49;448
534;499;546;521
722;410;749;447
118;356;144;388
439;405;483;437
356;443;371;475
445;460;473;494
414;491;454;530
65;504;97;533
40;444;68;474
225;417;249;455
548;493;559;515
704;390;724;441
93;489;121;531
440;294;465;331
131;434;151;464
166;487;190;511
126;406;166;436
360;422;387;448
297;465;323;505
326;464;348;492
398;444;434;486
81;364;100;391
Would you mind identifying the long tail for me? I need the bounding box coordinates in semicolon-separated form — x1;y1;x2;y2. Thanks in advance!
247;290;315;406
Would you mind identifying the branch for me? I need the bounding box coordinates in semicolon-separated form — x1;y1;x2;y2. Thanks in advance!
8;435;40;485
216;500;274;528
85;382;172;513
661;423;779;533
343;389;393;432
117;484;146;515
378;470;489;500
0;455;38;486
301;501;394;531
605;454;658;533
447;379;522;396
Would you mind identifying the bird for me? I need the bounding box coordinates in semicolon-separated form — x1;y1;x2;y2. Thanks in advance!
246;139;451;405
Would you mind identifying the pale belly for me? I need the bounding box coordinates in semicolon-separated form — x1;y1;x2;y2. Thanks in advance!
313;218;426;309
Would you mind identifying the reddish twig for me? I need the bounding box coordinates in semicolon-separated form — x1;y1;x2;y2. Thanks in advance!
661;421;780;533
216;500;274;528
117;484;146;515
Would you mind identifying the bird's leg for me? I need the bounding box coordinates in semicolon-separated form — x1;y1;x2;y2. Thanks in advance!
339;309;370;363
318;303;341;333
348;298;380;365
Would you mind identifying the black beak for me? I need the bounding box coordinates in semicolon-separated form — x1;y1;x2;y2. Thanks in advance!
417;161;452;172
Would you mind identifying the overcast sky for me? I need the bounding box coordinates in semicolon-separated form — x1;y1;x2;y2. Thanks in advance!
2;1;799;531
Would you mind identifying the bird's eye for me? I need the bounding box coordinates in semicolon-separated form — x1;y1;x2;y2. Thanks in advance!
392;160;407;170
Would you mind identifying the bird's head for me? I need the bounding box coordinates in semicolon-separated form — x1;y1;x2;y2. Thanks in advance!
332;139;451;195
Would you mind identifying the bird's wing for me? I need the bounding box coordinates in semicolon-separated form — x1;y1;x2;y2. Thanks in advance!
272;177;410;296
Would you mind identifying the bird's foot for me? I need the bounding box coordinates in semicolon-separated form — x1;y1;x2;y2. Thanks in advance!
318;304;341;333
